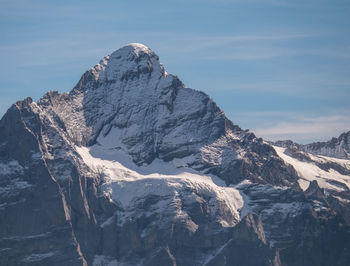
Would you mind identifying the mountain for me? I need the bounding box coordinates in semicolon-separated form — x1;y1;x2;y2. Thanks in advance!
273;135;350;226
1;43;350;266
274;131;350;160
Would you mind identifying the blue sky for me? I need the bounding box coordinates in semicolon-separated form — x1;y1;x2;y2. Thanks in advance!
0;0;349;143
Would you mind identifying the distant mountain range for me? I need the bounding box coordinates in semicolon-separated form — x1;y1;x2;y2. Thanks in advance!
1;43;349;266
274;131;350;159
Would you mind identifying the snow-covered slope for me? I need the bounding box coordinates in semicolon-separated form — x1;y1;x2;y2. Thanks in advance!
76;144;244;228
274;146;350;192
32;43;298;187
1;43;350;266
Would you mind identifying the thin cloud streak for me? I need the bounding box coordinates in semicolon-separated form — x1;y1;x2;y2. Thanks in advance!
210;0;330;7
0;30;317;69
209;0;291;6
207;78;350;94
254;114;350;144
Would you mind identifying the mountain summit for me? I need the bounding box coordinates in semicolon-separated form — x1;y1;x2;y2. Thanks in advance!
1;44;350;266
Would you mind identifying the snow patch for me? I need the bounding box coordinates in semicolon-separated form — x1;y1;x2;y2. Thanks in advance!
93;255;119;266
0;178;32;197
31;152;42;161
261;202;303;218
76;145;244;226
274;146;350;192
22;252;56;262
203;238;233;265
2;232;52;241
0;160;24;176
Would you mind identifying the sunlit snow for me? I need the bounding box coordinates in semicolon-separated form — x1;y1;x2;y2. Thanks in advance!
274;146;350;191
76;143;245;227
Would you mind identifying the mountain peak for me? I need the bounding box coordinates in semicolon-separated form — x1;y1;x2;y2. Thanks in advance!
120;42;154;54
109;43;156;63
91;43;164;83
3;44;349;266
13;44;296;187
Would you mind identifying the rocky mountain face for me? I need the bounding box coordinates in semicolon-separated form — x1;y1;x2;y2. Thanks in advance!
274;131;350;159
1;43;349;266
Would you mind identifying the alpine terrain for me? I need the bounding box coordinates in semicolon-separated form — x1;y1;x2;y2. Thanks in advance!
1;43;350;266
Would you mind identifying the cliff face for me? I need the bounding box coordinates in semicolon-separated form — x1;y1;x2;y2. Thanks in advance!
1;43;349;266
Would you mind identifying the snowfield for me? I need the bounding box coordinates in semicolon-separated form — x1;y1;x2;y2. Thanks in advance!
76;140;245;227
274;146;350;191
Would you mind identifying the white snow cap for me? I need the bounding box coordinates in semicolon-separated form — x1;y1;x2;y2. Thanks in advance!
94;43;164;82
125;42;154;53
110;42;155;60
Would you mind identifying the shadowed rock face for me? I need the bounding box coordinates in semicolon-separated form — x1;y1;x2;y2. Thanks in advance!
205;214;281;266
0;43;350;266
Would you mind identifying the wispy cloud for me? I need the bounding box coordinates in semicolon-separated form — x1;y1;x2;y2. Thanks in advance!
208;0;287;5
253;113;350;144
0;0;132;22
147;32;314;57
0;30;315;66
208;0;326;7
203;45;295;60
207;76;350;95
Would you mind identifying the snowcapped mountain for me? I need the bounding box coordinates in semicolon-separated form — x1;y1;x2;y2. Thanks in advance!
274;131;350;160
1;43;350;266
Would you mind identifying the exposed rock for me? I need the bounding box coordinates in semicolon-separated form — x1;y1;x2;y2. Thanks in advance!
0;43;349;265
274;131;350;160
